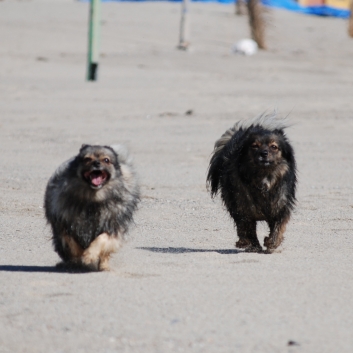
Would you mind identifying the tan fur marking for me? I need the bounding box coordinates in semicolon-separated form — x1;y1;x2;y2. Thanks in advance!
81;233;121;271
82;153;112;165
99;255;111;271
62;235;84;258
261;177;271;191
82;153;95;161
265;162;289;191
275;162;289;178
264;217;290;251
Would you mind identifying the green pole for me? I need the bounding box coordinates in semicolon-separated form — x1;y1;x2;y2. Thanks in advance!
178;0;190;50
87;0;101;81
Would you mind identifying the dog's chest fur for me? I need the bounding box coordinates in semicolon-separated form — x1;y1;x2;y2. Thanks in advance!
56;198;124;249
226;171;287;221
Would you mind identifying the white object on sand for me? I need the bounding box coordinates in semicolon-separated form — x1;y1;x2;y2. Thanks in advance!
232;39;258;56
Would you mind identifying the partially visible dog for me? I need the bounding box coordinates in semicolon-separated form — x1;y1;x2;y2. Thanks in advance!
44;144;140;271
207;112;297;253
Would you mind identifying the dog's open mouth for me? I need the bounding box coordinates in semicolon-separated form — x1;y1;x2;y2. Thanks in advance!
84;170;108;188
258;158;272;167
260;161;270;166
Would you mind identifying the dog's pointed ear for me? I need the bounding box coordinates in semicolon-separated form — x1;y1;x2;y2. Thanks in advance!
80;144;90;152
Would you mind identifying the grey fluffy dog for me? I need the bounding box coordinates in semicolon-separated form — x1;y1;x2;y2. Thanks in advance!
44;144;140;271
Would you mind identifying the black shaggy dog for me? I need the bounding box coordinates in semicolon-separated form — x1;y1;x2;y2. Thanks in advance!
207;112;297;253
45;144;140;271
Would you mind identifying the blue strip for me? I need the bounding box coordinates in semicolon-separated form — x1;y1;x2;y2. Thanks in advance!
86;0;351;19
262;0;350;18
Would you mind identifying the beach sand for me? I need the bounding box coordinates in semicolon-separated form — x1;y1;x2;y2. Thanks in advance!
0;1;353;352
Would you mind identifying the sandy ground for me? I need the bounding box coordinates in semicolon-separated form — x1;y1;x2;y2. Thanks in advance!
0;0;353;352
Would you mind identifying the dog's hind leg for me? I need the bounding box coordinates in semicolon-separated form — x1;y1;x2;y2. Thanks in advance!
55;235;85;270
53;233;71;262
235;219;262;252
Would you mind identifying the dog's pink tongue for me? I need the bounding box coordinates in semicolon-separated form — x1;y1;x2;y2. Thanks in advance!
90;174;103;186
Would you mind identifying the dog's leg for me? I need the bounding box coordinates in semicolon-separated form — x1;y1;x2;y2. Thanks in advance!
81;233;108;270
82;233;121;271
53;232;71;262
62;235;84;258
99;235;121;271
235;220;262;252
56;235;84;269
264;215;290;252
99;254;111;271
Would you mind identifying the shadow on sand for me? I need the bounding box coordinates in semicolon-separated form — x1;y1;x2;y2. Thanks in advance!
0;265;93;273
137;247;241;255
0;265;59;273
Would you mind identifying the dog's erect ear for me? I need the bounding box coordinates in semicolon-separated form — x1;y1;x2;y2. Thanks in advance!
79;143;91;153
79;144;90;153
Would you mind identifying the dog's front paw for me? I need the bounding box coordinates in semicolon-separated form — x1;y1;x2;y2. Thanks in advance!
236;238;252;249
98;258;110;271
236;239;263;253
56;256;102;272
264;236;270;245
264;236;282;253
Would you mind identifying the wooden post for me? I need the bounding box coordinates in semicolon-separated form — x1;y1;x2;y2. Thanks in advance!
247;0;266;50
235;0;247;16
178;0;190;50
348;0;353;38
87;0;101;81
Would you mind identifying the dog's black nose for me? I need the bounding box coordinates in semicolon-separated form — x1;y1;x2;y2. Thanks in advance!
260;150;268;157
93;161;101;168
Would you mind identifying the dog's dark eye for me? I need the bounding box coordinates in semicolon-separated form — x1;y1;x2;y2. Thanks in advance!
103;158;110;164
270;145;278;150
251;143;259;149
83;157;92;163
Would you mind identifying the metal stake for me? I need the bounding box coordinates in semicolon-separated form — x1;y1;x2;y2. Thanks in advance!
178;0;190;50
87;0;101;81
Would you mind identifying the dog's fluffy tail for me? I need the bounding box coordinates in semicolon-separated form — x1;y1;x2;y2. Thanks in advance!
207;128;234;198
207;110;288;197
236;110;289;132
111;144;140;202
111;144;134;167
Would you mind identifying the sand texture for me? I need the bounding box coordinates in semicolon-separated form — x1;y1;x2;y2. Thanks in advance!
0;1;353;352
